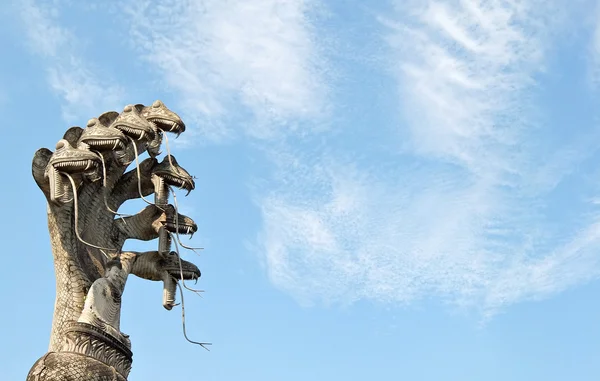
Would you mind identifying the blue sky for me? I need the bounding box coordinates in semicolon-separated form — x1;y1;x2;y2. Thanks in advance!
2;0;600;379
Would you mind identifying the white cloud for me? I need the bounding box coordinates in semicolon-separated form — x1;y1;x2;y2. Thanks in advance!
258;156;493;306
255;1;600;316
46;59;124;122
20;0;124;121
126;0;329;140
381;0;554;178
257;149;600;316
20;1;69;57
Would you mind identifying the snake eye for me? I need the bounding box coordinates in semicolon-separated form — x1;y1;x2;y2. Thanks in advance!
123;105;133;113
152;100;162;108
55;140;67;150
86;119;97;127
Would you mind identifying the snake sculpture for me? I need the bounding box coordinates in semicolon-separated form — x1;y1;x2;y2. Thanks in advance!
27;101;205;381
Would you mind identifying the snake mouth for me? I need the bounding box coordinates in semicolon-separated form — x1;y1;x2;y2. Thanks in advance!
148;117;186;134
156;173;195;193
114;124;156;141
80;137;127;151
165;266;201;281
163;252;201;280
51;158;99;173
164;219;198;235
153;155;195;195
47;159;99;203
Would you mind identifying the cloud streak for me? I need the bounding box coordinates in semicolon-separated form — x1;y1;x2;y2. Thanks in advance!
126;0;329;140
20;0;124;122
382;0;552;177
257;150;600;316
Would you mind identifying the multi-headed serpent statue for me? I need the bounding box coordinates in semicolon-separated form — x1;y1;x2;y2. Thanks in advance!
27;101;208;381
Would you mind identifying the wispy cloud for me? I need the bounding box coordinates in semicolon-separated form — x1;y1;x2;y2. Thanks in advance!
257;148;600;316
382;0;554;178
258;154;495;307
483;216;600;312
20;0;124;122
126;0;329;140
255;0;600;316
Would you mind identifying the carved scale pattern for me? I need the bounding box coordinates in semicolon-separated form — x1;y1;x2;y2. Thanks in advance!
27;322;132;380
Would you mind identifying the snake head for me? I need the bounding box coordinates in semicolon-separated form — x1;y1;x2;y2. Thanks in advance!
162;251;200;311
130;250;201;310
131;250;200;282
152;155;195;195
78;118;127;151
160;205;198;236
110;105;156;142
136;100;186;135
44;139;101;204
47;139;101;174
162;251;201;281
161;251;201;310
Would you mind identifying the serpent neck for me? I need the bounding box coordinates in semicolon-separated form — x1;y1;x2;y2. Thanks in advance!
46;203;93;352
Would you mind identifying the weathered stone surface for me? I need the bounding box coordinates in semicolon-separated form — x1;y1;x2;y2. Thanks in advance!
28;102;202;380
